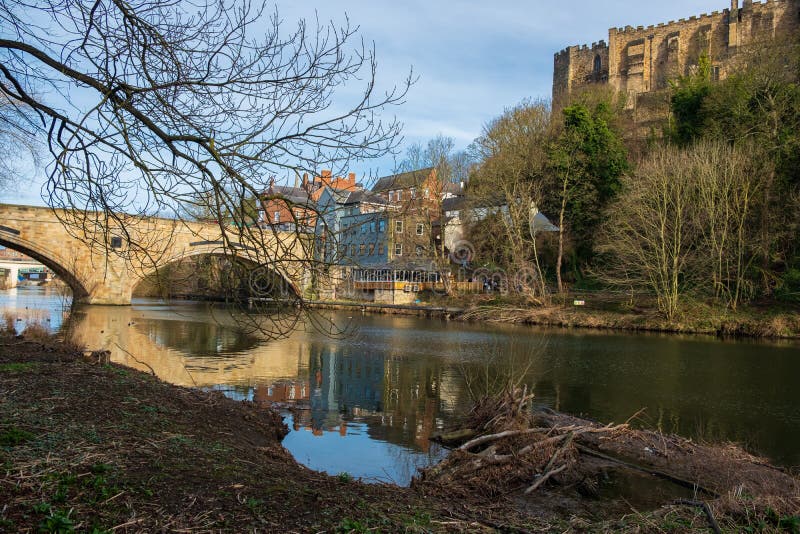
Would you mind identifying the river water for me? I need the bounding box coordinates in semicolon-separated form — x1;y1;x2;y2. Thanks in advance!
2;286;799;484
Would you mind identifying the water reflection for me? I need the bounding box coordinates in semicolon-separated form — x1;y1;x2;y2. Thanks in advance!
2;287;800;482
0;286;71;331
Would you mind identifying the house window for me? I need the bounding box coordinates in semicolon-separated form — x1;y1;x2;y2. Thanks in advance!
396;190;402;201
388;191;394;202
359;243;366;255
395;220;403;233
350;244;356;256
395;243;403;256
416;223;424;236
410;187;416;199
415;245;424;256
370;221;376;233
368;243;375;255
361;224;367;234
711;65;721;81
378;244;385;255
274;211;280;223
424;188;430;199
378;220;386;232
110;236;123;249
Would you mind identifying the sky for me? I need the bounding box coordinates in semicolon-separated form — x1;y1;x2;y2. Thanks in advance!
2;0;728;205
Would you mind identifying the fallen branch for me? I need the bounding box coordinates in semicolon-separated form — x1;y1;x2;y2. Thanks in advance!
432;429;476;447
458;428;549;452
543;432;574;473
524;464;568;494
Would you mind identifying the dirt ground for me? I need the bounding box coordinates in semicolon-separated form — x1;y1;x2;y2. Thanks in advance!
1;331;799;533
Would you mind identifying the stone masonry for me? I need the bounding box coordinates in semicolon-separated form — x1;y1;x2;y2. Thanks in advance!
0;203;308;304
553;0;800;109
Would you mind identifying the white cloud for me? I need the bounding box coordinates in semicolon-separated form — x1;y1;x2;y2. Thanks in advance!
4;0;731;202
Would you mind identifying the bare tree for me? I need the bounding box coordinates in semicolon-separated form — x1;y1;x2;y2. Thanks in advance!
0;0;411;337
0;94;40;191
692;141;763;310
596;141;763;319
396;135;474;294
596;146;696;320
468;100;551;300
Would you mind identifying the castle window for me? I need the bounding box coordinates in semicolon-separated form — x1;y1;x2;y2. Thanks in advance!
593;54;602;74
711;66;721;82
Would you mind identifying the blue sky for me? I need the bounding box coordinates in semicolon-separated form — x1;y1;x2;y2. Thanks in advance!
2;0;727;204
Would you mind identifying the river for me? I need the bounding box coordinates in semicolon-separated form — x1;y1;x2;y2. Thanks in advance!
2;286;799;485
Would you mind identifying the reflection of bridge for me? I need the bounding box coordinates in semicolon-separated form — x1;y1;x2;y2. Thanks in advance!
0;203;310;304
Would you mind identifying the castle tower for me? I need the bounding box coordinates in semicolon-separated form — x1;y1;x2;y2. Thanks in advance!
729;0;740;48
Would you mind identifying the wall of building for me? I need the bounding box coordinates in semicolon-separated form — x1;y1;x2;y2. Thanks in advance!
553;0;800;110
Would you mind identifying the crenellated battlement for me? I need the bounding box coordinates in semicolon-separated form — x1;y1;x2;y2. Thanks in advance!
553;0;800;109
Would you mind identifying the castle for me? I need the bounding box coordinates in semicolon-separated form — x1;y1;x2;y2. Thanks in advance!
553;0;800;110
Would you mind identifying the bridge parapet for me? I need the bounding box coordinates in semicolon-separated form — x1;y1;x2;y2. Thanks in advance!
0;203;309;304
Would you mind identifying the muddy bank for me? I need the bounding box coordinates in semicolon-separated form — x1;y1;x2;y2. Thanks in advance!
2;332;798;532
309;297;800;340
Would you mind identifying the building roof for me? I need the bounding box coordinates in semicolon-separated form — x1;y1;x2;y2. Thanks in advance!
442;196;467;213
262;185;311;206
343;189;391;206
371;168;435;193
532;212;559;233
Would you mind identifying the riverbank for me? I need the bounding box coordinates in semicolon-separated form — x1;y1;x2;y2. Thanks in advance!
312;294;800;339
2;331;798;532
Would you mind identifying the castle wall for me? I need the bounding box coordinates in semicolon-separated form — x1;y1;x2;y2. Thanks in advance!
553;0;800;109
553;42;609;107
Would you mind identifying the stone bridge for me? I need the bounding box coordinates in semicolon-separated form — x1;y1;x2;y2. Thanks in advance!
0;203;311;305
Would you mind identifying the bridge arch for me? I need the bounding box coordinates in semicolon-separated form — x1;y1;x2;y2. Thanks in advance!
0;234;90;301
133;248;301;299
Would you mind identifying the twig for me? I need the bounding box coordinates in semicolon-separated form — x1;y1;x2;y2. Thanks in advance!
524;464;567;494
113;342;156;376
674;499;722;534
543;431;574;473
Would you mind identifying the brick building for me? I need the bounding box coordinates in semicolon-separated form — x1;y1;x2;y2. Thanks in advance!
258;170;359;231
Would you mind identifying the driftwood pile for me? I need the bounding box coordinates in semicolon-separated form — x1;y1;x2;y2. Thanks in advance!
416;386;627;498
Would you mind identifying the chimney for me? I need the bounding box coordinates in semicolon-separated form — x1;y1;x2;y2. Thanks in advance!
301;173;309;191
348;172;356;184
293;171;299;189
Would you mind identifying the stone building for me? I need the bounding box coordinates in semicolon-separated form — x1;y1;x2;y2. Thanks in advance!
553;0;800;110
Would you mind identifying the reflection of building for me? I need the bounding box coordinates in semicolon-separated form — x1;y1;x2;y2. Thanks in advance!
253;380;310;404
298;342;452;453
308;344;385;422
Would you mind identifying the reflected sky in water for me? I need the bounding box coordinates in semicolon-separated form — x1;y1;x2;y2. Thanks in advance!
3;287;800;482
